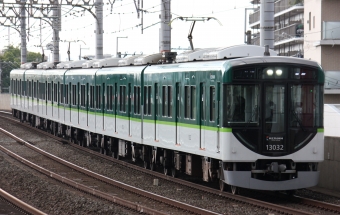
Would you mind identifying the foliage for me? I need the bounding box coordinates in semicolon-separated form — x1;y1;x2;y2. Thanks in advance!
0;45;42;91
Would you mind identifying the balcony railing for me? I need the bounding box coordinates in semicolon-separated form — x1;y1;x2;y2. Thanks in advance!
249;0;304;25
274;23;303;42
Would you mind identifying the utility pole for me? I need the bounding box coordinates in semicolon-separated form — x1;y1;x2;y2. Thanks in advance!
260;0;274;49
20;0;27;64
95;0;104;59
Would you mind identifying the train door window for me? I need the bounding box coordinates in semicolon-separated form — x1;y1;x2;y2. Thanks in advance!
35;81;38;99
60;84;64;104
201;83;205;120
47;83;51;101
41;82;45;100
65;84;69;104
155;84;159;116
162;86;167;117
168;86;172;117
80;84;85;107
107;85;113;110
11;79;13;95
89;86;94;108
148;86;151;115
176;84;180;118
27;80;31;97
134;86;140;114
114;83;117;112
210;86;215;122
144;86;148;115
57;82;60;103
184;86;190;118
96;85;101;109
19;80;22;96
191;86;196;119
120;85;126;112
54;83;58;102
72;85;77;105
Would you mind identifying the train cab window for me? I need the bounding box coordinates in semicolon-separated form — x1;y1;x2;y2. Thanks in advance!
80;85;85;107
224;85;259;127
107;85;113;111
120;85;126;112
210;87;215;121
134;86;140;114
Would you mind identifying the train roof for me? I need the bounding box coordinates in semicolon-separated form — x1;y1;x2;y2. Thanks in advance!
226;56;321;68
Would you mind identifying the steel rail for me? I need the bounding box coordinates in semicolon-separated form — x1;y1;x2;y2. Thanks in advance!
0;126;220;215
0;188;47;215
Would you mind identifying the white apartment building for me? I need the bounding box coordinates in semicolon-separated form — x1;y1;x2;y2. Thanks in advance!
249;0;304;57
304;0;340;103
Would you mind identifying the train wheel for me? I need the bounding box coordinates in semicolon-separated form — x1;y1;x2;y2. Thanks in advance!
219;180;226;192
171;167;177;178
163;166;168;175
231;186;238;195
150;161;154;171
143;160;148;169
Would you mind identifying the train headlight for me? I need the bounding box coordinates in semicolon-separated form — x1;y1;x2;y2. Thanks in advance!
266;69;274;76
276;69;283;76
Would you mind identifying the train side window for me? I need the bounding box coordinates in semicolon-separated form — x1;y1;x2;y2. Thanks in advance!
185;86;190;118
191;86;196;119
176;84;180;118
40;82;45;100
155;84;159;116
19;80;22;96
162;86;167;117
210;86;216;122
168;86;172;117
34;81;38;99
80;84;85;107
144;86;148;115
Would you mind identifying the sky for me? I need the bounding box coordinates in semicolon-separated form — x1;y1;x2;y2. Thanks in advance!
0;0;256;61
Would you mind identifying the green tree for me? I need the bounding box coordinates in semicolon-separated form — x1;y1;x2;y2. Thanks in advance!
0;45;42;92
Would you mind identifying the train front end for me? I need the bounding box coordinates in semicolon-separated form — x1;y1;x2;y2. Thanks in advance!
219;57;324;191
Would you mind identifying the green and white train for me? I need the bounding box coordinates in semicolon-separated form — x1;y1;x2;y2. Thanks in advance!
10;47;324;193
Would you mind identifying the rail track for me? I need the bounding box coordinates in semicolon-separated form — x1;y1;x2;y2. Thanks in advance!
1;111;340;214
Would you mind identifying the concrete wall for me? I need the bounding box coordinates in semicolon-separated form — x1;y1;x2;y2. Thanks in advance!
0;94;11;111
318;136;340;191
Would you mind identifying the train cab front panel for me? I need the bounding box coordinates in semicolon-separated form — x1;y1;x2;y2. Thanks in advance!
219;57;324;190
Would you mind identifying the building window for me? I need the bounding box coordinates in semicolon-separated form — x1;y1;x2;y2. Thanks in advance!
309;12;311;31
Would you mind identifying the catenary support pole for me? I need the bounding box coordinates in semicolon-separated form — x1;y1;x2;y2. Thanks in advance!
159;0;171;53
20;0;27;64
52;2;60;63
260;0;274;49
95;0;104;59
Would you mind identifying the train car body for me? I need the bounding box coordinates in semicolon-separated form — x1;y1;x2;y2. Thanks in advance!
10;55;324;193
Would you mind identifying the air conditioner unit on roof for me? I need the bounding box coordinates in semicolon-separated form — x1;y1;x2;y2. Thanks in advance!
175;48;215;63
118;55;142;66
92;58;120;68
134;53;162;65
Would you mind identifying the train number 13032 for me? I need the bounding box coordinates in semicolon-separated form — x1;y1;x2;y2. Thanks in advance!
266;144;284;151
